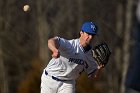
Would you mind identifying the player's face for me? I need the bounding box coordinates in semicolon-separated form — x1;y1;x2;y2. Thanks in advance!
80;31;95;47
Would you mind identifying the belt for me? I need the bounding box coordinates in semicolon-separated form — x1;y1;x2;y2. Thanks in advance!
45;70;66;82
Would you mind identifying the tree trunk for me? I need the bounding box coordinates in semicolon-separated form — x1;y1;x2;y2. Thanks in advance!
0;0;9;92
115;2;124;93
0;42;9;93
36;0;50;65
121;0;134;93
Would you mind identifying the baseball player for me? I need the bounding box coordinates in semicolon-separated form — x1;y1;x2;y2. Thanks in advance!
40;22;111;93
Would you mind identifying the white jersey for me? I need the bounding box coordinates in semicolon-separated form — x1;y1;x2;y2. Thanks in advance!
45;37;98;80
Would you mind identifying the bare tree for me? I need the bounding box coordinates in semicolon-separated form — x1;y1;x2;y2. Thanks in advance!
121;0;134;93
113;1;124;93
0;42;9;93
0;0;9;93
36;0;50;65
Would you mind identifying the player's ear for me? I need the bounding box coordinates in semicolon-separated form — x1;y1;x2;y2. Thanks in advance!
80;31;84;35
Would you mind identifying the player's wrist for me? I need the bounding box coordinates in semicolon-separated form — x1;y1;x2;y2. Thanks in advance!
52;49;60;58
97;66;101;69
97;65;104;69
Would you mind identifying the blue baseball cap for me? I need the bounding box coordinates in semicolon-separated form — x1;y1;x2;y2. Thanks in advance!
81;22;98;35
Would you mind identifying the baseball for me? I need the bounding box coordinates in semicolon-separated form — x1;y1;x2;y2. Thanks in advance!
23;5;30;12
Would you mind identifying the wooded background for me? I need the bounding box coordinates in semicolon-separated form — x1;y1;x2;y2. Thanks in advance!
0;0;139;93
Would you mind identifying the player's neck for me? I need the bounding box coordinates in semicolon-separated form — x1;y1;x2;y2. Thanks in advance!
79;38;91;52
79;39;86;47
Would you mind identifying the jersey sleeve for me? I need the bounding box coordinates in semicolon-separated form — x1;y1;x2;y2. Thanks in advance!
84;51;98;77
56;36;72;53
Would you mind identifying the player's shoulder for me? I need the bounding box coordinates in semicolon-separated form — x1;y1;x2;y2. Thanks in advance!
68;38;80;47
69;38;79;43
56;36;74;41
59;37;79;44
56;36;79;47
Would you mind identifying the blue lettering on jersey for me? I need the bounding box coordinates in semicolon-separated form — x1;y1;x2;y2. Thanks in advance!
69;58;88;68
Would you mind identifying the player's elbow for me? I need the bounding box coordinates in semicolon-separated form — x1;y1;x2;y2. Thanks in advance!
48;38;52;46
48;37;59;49
48;38;54;48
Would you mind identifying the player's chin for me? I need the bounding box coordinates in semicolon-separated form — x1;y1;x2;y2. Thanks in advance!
85;41;91;46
